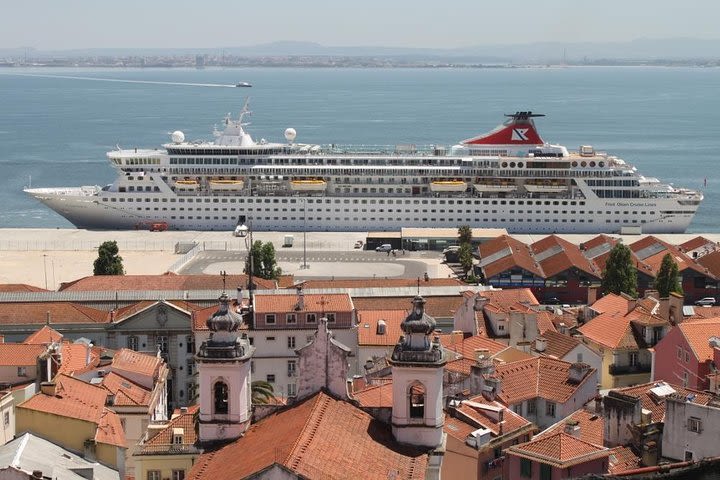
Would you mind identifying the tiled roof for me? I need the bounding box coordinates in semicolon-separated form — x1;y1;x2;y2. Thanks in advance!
444;416;477;442
679;236;716;254
57;341;100;375
495;357;595;405
352;295;463;318
0;302;108;325
0;284;48;292
507;432;610;468
697;249;720;278
615;382;713;423
441;334;508;360
537;330;581;359
608;446;642;474
0;343;45;367
629;236;710;278
531;235;601;279
192;300;248;331
536;311;559;334
140;405;199;453
677;318;720;362
478;288;539;308
188;392;428;480
456;397;532;437
537;409;605;447
357;310;406;346
578;312;638;350
60;272;276;291
22;325;64;345
111;299;203;323
479;235;544;280
17;374;125;446
296;278;464;289
111;349;162;378
585;235;655;279
253;293;352;314
102;372;152;407
685;306;720;320
351;382;395;408
589;294;631;316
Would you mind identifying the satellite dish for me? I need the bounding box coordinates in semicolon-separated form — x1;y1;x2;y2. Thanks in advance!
284;128;297;143
171;131;185;144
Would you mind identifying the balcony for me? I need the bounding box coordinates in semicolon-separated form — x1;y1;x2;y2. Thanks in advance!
609;363;651;376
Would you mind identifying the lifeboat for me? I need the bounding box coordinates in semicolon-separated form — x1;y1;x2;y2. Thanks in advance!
473;178;517;193
290;179;327;191
209;179;244;191
430;180;467;193
524;180;568;193
175;179;199;191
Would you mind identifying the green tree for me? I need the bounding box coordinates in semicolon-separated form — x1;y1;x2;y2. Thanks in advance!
655;253;683;297
601;243;637;297
93;240;124;275
459;243;474;277
245;240;282;280
458;225;473;245
251;380;275;404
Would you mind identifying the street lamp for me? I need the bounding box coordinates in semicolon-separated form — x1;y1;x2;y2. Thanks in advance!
236;221;254;306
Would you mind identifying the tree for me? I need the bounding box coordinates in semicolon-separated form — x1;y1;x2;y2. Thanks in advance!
601;243;637;297
655;253;683;297
458;243;474;277
458;225;473;245
93;240;124;275
251;380;275;404
246;240;282;280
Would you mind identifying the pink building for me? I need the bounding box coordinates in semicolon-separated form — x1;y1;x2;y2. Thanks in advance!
652;318;720;390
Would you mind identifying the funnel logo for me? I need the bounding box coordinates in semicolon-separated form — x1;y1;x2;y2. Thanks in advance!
511;128;529;141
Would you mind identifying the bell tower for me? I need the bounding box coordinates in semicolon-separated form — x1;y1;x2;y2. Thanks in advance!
390;295;446;448
196;291;254;443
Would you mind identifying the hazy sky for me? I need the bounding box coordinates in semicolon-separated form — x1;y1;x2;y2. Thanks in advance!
2;0;718;50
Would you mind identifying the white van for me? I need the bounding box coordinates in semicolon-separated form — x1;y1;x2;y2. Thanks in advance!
375;244;392;252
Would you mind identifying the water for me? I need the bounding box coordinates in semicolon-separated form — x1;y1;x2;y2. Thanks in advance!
0;66;718;231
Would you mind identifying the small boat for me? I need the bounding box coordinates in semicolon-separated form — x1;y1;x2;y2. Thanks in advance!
209;179;244;191
290;179;327;191
524;180;568;193
473;179;517;193
236;82;252;88
430;180;467;193
174;179;199;192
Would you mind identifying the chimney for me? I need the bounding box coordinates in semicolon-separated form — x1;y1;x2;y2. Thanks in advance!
83;439;96;462
32;471;43;480
109;310;116;322
376;319;387;335
295;286;305;311
474;349;491;365
621;293;636;312
568;362;591;384
564;419;581;438
0;335;4;344
587;286;598;306
237;287;244;306
535;336;547;352
558;323;568;335
46;311;51;325
498;408;504;435
40;381;56;396
711;337;720;368
483;376;502;401
474;294;489;312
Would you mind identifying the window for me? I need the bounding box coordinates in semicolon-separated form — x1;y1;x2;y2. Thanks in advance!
173;432;183;444
286;313;297;324
266;314;276;324
186;335;195;354
157;336;169;354
147;471;161;480
288;383;297;397
685;350;690;362
684;451;693;461
214;382;228;414
688;417;702;433
287;360;297;377
540;463;552;480
677;346;682;359
267;374;275;383
17;367;26;377
127;336;139;351
186;359;194;376
629;352;638;367
3;412;8;426
545;401;556;417
527;399;537;415
306;313;317;323
520;458;532;478
326;313;336;323
576;352;583;363
266;336;276;341
408;382;426;419
288;336;296;349
172;470;186;480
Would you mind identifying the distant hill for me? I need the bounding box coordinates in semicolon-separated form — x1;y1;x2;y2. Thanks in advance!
2;38;719;64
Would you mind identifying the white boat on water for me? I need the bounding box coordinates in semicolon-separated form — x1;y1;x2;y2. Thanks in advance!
236;82;252;88
25;105;703;234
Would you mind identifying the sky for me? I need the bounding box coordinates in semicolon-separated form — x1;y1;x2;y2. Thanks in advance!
1;0;718;50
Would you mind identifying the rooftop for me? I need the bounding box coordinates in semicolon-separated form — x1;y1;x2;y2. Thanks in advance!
536;409;605;447
0;343;46;367
677;317;720;361
60;272;276;292
253;292;353;314
615;381;713;423
507;432;610;468
22;325;63;345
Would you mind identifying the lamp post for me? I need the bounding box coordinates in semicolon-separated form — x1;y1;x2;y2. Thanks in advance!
42;254;48;290
236;221;254;307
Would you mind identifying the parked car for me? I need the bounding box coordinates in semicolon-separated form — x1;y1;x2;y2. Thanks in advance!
695;297;716;306
375;244;392;252
354;240;364;249
544;297;560;305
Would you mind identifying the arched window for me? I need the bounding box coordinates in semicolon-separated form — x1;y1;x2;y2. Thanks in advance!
214;381;229;414
408;381;426;419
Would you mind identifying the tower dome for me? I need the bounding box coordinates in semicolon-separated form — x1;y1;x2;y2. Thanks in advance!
206;291;242;332
400;295;436;335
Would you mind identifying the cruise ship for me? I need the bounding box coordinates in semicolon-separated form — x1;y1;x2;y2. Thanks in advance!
25;106;702;233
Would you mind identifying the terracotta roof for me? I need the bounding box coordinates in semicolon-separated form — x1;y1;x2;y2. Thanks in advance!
445;357;478;376
589;294;631;316
615;382;713;423
537;409;605;447
140;405;199;453
531;235;601;279
584;235;655;279
192;299;248;331
495;357;595;405
536;330;582;359
507;432;610;468
441;334;508;360
0;302;108;325
0;284;48;292
578;312;638;350
57;341;100;375
685;306;720;320
444;416;477;442
677;318;720;362
478;288;539;308
253;293;352;314
479;235;544;280
296;277;464;289
18;374;124;446
357;310;406;346
102;372;152;407
629;236;710;278
536;311;559;334
352;295;463;318
60;272;276;291
111;348;162;378
0;343;46;367
697;249;720;278
679;236;716;254
456;397;532;437
188;392;428;480
608;446;642;474
351;382;394;408
22;325;64;345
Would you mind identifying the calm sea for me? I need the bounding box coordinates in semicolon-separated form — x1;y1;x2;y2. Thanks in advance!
0;66;718;231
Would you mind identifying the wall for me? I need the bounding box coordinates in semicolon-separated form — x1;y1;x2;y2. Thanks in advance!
654;327;705;390
0;365;37;385
296;321;350;400
662;397;720;462
0;393;15;446
15;407;96;456
564;344;602;379
505;454;608;480
134;454;197;480
442;433;478;480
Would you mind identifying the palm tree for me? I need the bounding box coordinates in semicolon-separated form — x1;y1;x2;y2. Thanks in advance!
251;380;275;404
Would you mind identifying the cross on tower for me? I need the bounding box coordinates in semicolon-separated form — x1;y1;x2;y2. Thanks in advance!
318;296;328;318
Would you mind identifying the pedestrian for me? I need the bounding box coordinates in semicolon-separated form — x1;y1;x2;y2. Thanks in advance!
392;250;396;257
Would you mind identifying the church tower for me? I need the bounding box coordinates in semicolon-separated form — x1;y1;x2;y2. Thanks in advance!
390;295;446;448
196;291;254;443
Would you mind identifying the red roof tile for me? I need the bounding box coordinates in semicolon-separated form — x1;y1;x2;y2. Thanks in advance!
112;349;162;378
352;296;463;318
479;235;544;280
456;397;532;437
60;273;276;291
507;432;610;468
531;235;601;279
357;310;406;346
0;303;108;325
615;382;713;423
578;312;638;350
23;325;63;345
537;409;605;447
351;382;395;408
0;343;46;366
629;236;710;278
102;372;152;407
697;249;720;278
0;284;49;292
57;341;99;375
608;446;642;474
677;318;720;362
589;294;631;316
95;407;126;447
140;405;199;453
441;335;509;360
296;277;465;289
536;330;582;359
253;293;352;314
188;392;428;480
679;236;716;254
